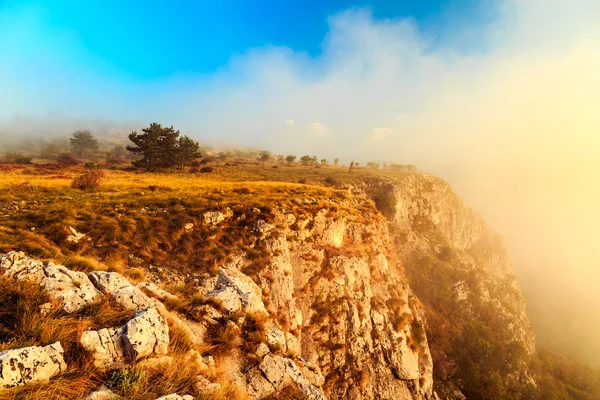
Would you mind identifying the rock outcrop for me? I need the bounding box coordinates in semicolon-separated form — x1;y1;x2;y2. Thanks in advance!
0;252;102;313
206;268;267;314
80;306;169;370
88;271;155;311
0;342;66;388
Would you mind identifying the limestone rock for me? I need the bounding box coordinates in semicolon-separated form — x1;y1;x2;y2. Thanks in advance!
136;282;178;302
206;268;266;314
88;271;154;311
195;375;221;394
80;306;169;370
255;220;275;238
66;226;87;243
80;326;127;370
285;332;301;358
124;306;169;360
0;252;102;313
203;211;226;225
85;388;123;400
265;327;286;353
0;342;66;388
254;355;326;399
156;394;194;400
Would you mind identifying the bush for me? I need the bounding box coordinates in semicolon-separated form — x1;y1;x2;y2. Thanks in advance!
324;176;340;186
83;161;103;170
71;169;105;190
56;152;80;166
14;157;33;165
200;166;214;173
190;160;201;168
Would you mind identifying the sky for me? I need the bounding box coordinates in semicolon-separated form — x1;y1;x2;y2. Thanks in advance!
1;0;600;366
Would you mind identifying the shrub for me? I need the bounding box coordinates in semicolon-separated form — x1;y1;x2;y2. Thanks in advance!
56;152;80;165
83;161;103;170
71;169;105;190
200;166;214;173
324;176;340;186
14;156;33;165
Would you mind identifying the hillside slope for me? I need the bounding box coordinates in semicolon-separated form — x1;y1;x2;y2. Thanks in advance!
0;166;597;399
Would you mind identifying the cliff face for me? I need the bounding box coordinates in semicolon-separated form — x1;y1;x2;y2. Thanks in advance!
249;203;435;399
0;171;538;399
361;173;536;398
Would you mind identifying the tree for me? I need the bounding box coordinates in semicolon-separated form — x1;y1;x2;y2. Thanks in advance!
320;159;327;165
174;135;202;170
333;158;339;165
300;155;312;166
126;122;180;171
349;161;354;173
259;151;271;164
285;155;296;163
367;161;380;169
70;130;99;158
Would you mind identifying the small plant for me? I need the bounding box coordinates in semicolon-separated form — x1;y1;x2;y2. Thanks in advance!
200;166;214;173
71;169;105;190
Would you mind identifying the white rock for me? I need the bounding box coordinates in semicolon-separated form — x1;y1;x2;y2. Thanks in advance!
203;211;225;225
0;252;102;313
285;332;301;358
85;388;123;400
195;375;221;394
256;343;270;358
255;220;275;238
88;271;154;311
206;268;266;314
43;262;103;313
80;306;169;370
0;342;66;388
265;328;287;353
66;226;87;243
156;394;194;400
123;306;169;360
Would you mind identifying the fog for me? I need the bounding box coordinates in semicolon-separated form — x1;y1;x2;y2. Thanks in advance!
1;0;600;365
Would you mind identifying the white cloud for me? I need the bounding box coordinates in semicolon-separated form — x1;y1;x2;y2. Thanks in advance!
306;121;333;136
368;127;391;142
285;118;295;127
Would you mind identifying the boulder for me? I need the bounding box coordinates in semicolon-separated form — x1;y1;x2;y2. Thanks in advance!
0;252;102;313
80;326;127;370
156;395;194;400
248;355;326;400
0;342;66;388
80;306;169;370
195;375;221;394
124;306;169;360
203;211;226;225
265;327;286;353
88;271;154;311
206;268;266;314
85;388;123;400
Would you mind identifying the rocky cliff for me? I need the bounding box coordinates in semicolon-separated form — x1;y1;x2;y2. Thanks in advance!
361;173;536;398
0;171;537;399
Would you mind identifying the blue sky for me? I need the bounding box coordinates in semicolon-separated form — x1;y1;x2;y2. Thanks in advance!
0;0;494;85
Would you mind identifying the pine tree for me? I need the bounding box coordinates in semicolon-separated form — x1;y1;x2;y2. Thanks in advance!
174;135;201;170
126;123;180;171
70;130;99;158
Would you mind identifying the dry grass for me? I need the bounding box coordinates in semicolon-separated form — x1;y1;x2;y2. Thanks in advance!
0;276;101;399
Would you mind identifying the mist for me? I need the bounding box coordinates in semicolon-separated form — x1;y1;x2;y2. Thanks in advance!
1;0;600;364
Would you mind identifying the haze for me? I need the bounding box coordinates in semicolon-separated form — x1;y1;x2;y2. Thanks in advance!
1;0;599;365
